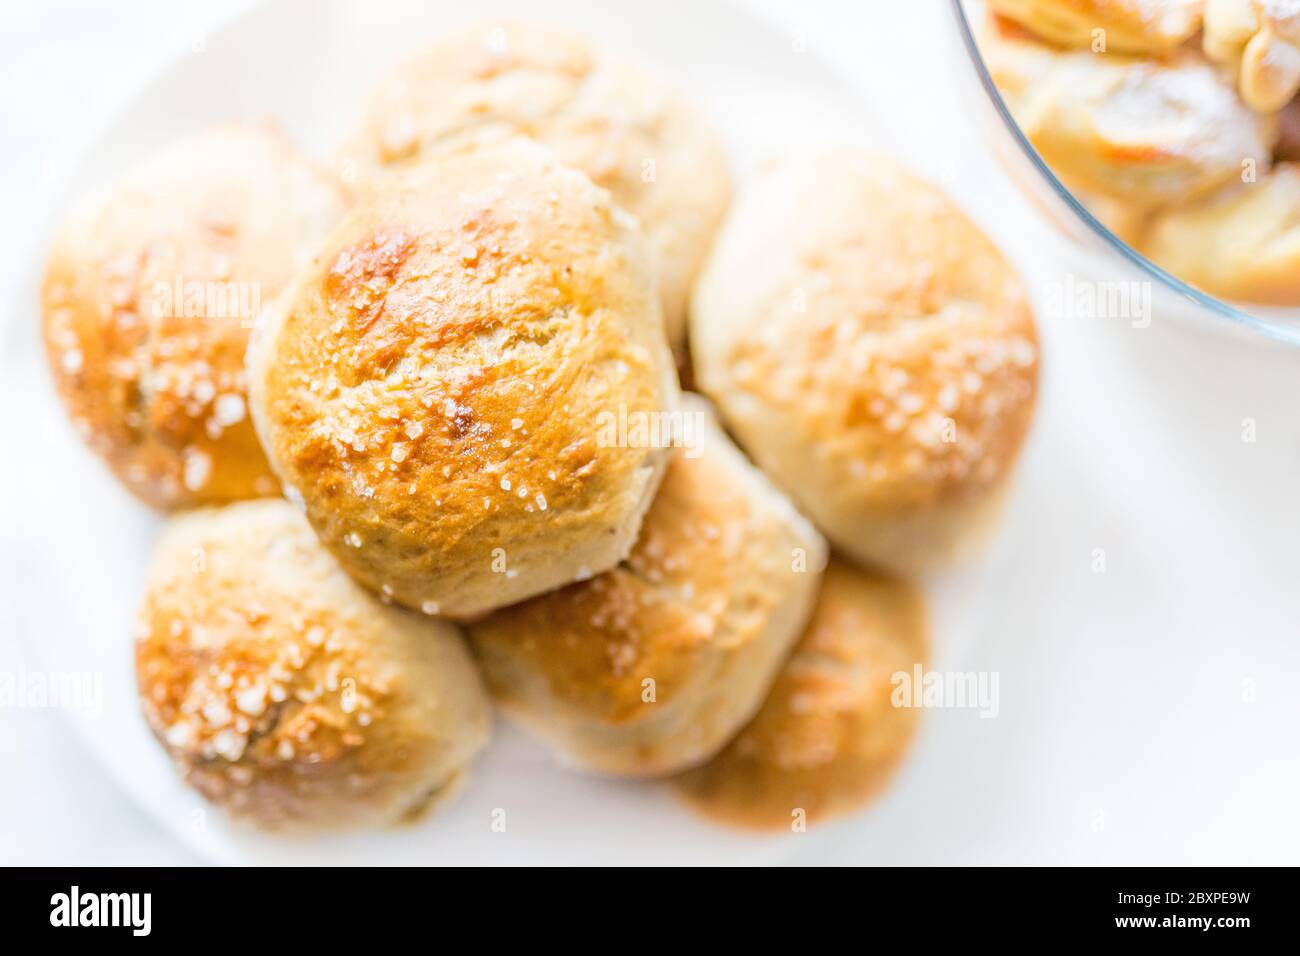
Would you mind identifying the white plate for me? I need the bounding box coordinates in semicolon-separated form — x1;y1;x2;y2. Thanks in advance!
11;0;1300;865
8;0;905;866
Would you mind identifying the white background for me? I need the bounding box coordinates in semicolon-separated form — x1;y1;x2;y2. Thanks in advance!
2;0;1298;865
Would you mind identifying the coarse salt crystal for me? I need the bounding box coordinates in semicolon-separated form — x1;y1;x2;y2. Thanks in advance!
235;685;267;716
183;448;212;491
213;393;246;426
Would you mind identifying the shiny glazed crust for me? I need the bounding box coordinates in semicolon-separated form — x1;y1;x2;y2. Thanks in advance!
42;123;347;509
467;397;827;777
339;20;731;357
248;137;679;618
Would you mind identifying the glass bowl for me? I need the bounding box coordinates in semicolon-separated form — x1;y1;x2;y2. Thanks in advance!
950;0;1300;347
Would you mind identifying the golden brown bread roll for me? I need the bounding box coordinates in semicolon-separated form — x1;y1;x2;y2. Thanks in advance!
989;0;1204;54
248;136;679;619
135;499;491;830
466;397;827;777
1204;0;1300;111
691;149;1038;576
672;559;927;830
1139;163;1300;303
41;123;347;509
983;13;1275;204
340;20;731;359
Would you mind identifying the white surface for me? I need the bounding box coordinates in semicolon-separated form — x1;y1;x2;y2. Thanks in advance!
2;0;1298;865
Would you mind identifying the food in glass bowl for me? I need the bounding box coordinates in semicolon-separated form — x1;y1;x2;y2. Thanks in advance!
978;0;1300;307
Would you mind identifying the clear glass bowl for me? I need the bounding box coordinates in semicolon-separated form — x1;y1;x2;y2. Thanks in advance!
950;0;1300;347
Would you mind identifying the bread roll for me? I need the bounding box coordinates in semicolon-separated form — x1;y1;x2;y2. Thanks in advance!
340;20;731;359
135;499;490;830
1139;163;1300;304
249;136;678;618
673;560;927;830
691;149;1038;575
466;397;827;777
983;13;1275;204
42;124;346;509
989;0;1204;53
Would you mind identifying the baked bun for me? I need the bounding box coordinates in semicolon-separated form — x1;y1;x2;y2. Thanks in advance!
983;14;1275;204
673;560;927;830
1139;163;1300;304
466;397;827;777
989;0;1204;54
42;124;347;509
1204;0;1300;111
249;137;678;619
340;20;731;358
691;149;1038;575
135;499;490;830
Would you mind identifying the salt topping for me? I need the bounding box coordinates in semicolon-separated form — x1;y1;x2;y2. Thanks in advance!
212;393;246;427
182;448;213;491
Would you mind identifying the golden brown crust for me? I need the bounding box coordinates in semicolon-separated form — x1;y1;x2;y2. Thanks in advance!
990;0;1204;53
41;123;347;509
135;499;490;830
467;398;827;776
249;136;679;618
672;560;927;830
983;14;1276;205
691;149;1039;574
1139;162;1300;303
339;20;731;356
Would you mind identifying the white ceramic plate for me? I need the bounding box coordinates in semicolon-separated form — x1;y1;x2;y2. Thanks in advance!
8;0;913;865
12;0;1299;866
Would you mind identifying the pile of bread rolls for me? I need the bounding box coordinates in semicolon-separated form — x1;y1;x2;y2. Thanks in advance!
42;22;1038;834
983;0;1300;305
